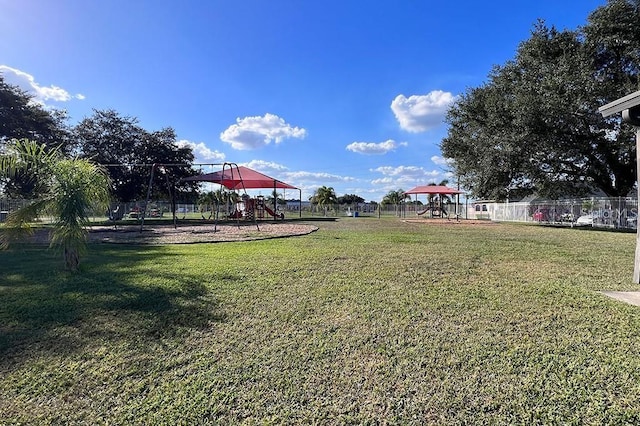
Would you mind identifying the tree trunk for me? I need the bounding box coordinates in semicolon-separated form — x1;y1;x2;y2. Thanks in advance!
65;247;80;271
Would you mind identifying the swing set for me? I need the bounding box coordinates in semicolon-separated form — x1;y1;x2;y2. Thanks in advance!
105;162;300;232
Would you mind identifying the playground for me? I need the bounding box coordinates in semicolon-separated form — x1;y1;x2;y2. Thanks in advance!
226;195;285;221
180;164;299;223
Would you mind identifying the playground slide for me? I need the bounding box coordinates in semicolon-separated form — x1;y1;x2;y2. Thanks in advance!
416;207;448;217
264;205;284;219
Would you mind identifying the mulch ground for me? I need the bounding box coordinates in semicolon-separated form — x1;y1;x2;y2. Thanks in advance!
20;222;319;245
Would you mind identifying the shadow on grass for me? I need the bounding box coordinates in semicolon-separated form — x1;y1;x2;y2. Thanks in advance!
0;244;225;364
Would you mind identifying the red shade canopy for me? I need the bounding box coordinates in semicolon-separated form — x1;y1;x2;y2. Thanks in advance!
181;165;298;190
405;185;463;195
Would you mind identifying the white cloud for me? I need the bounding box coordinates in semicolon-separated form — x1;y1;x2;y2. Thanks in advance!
0;65;85;105
283;171;355;182
370;176;399;185
370;165;447;192
346;139;408;155
242;160;289;173
431;155;453;168
391;90;456;132
371;165;439;178
220;113;307;150
176;139;226;162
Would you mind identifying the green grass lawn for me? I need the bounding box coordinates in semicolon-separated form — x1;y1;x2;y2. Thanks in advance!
2;219;640;424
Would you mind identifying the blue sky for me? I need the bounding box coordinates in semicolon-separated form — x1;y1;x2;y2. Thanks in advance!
1;0;605;201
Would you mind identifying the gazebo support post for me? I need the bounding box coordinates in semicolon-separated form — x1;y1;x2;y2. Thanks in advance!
599;92;640;282
635;126;640;282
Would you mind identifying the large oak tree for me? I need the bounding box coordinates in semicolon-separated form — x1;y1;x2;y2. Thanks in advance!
441;0;639;200
73;109;200;202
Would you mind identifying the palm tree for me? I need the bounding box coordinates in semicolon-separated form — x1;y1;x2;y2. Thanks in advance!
266;190;285;206
0;139;111;271
265;190;286;217
197;188;242;218
311;186;338;216
381;189;410;216
197;191;217;219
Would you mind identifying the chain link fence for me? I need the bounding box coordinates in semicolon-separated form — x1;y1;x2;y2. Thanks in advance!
6;196;634;230
1;198;470;222
469;197;638;230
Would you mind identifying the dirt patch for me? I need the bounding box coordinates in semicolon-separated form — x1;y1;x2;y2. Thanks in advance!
22;222;319;245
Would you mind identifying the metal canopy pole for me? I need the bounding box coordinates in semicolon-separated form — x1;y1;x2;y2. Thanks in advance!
139;164;156;233
273;180;277;222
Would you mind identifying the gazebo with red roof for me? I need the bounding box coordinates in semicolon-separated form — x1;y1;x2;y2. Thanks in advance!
405;184;464;218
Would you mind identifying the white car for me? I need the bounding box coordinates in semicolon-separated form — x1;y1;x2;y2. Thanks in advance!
625;212;637;229
575;214;593;226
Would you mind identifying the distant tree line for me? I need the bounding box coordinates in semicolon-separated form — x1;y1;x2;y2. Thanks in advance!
306;187;370;215
1;78;379;206
0;76;201;202
441;0;640;200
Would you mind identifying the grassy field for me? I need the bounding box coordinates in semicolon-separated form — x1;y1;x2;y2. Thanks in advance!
2;218;640;424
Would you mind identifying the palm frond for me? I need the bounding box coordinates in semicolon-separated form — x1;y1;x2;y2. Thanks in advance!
1;149;112;271
2;139;57;175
